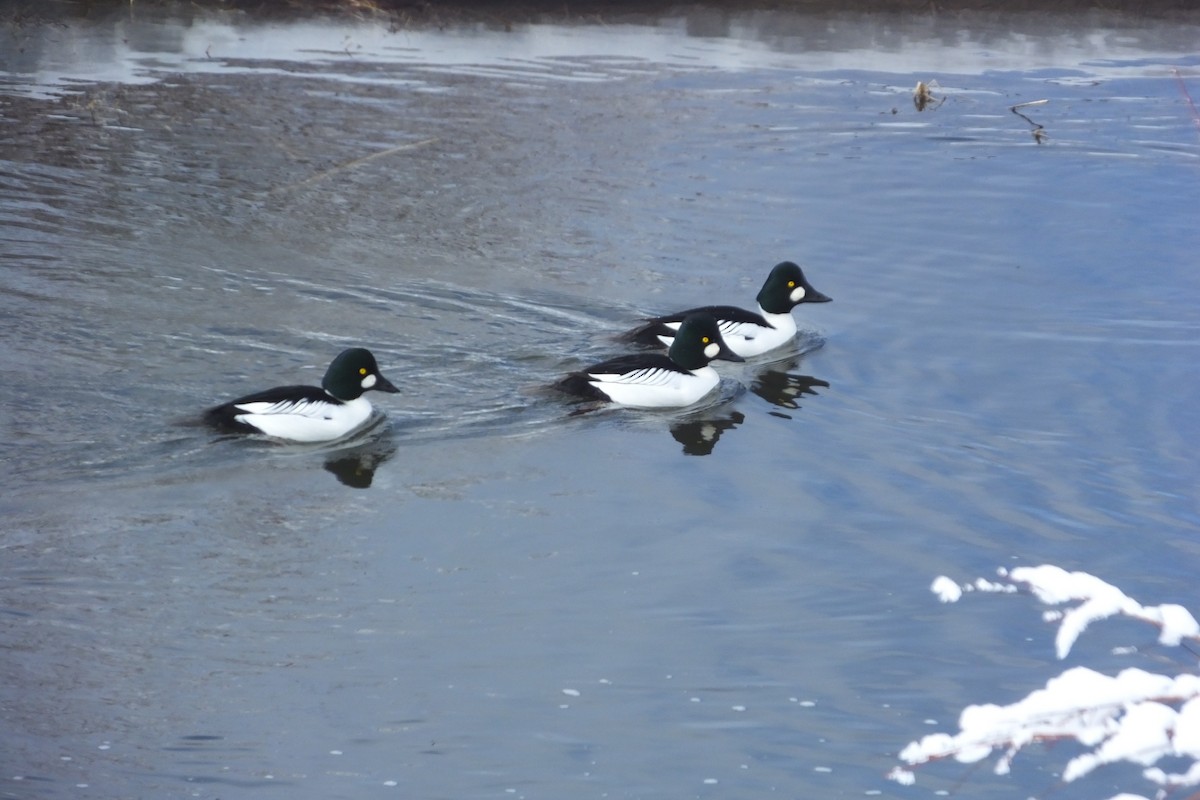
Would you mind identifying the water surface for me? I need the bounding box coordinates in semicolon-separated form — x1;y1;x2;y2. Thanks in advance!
2;4;1199;798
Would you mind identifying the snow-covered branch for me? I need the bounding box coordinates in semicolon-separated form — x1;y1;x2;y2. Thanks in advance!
933;565;1199;659
891;566;1200;799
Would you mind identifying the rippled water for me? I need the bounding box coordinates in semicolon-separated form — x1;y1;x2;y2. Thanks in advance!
2;4;1199;799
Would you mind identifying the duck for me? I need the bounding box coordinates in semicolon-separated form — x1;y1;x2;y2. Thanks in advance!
556;313;743;409
204;347;400;443
620;261;831;358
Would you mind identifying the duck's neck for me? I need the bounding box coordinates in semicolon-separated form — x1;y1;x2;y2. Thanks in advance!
758;304;797;335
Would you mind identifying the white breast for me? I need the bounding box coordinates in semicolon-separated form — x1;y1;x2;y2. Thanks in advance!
590;366;719;409
235;396;374;443
721;311;797;357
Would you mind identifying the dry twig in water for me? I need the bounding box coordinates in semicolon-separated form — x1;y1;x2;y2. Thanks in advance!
1172;68;1200;139
269;137;440;195
1011;99;1048;144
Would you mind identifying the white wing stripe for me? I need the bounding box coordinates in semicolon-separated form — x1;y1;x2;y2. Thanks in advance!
235;399;333;419
589;367;678;387
720;320;761;338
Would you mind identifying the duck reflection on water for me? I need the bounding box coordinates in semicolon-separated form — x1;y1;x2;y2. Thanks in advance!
669;410;746;456
748;357;830;417
323;437;398;489
670;358;828;452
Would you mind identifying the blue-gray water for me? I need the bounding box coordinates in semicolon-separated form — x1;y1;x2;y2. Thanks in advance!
2;5;1199;798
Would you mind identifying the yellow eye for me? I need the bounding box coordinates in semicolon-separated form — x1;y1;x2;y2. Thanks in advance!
359;368;368;375
787;280;796;288
702;336;710;344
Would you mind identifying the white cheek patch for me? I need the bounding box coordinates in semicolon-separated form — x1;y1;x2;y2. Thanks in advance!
361;373;377;389
704;342;719;358
790;286;807;303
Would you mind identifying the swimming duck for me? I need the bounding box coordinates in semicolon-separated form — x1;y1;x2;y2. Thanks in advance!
557;313;743;408
204;347;399;443
620;261;831;358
